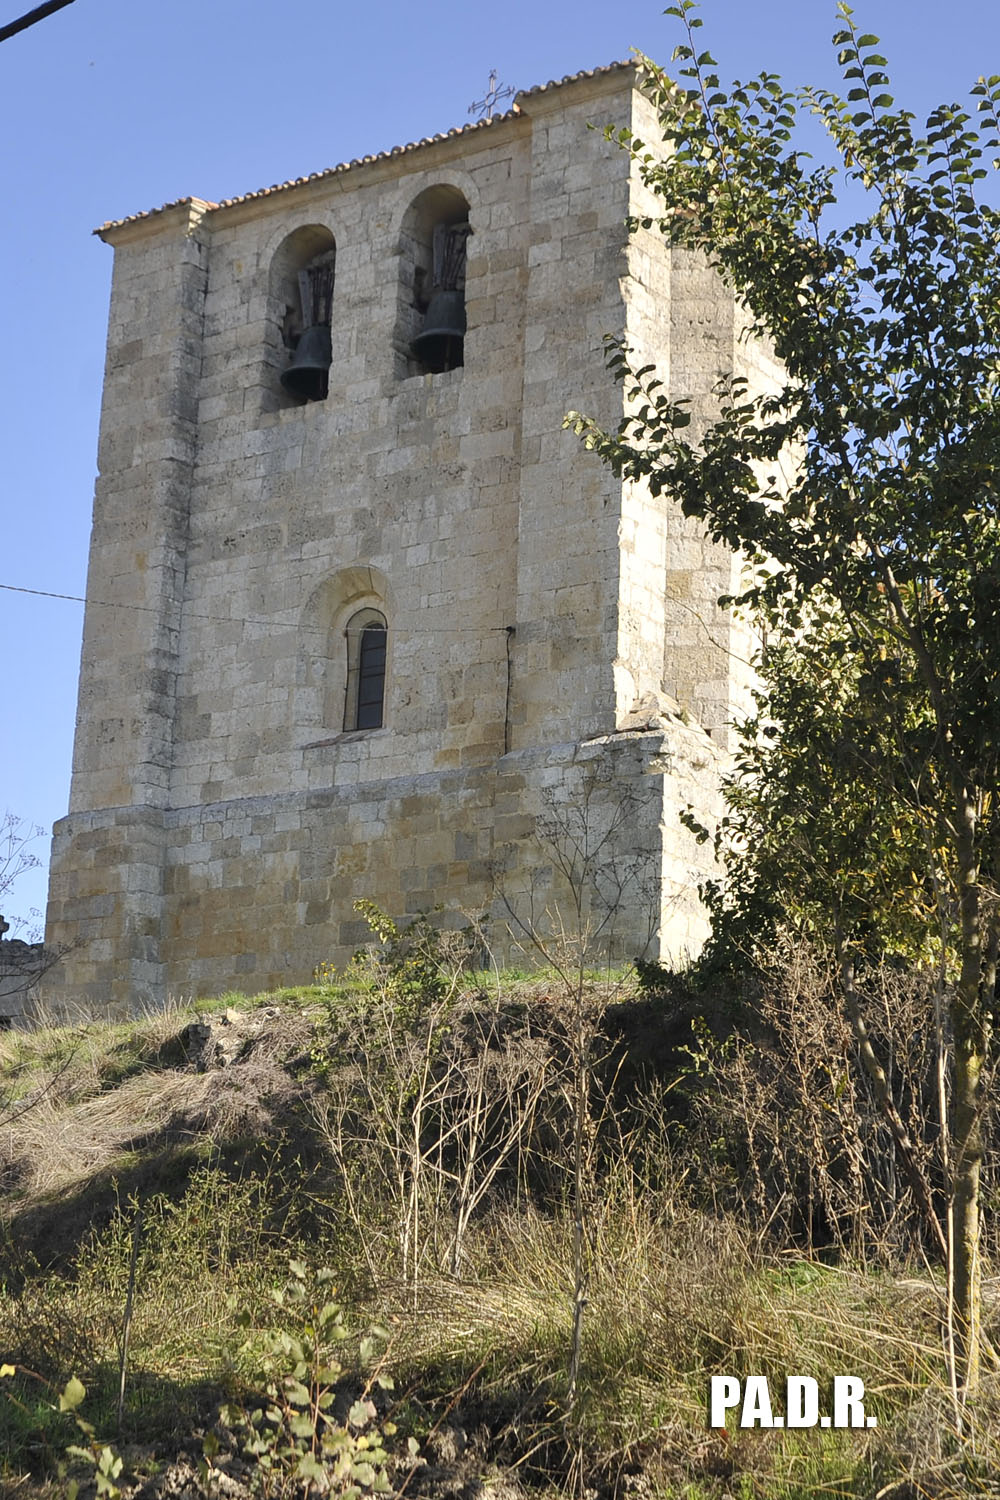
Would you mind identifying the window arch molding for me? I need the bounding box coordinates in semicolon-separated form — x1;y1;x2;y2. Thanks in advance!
384;166;479;248
296;565;393;738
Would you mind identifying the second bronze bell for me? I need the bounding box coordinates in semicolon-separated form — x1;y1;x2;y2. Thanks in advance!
281;324;333;402
412;289;466;373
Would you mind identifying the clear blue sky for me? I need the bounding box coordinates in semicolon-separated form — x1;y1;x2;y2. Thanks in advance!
1;0;997;932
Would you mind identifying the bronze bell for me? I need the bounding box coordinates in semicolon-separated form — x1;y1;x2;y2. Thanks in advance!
412;289;466;372
280;324;332;402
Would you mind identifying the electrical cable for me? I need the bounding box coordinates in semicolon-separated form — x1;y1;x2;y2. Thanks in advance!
0;0;75;46
0;581;513;637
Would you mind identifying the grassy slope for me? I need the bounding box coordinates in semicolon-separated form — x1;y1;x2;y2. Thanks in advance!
1;977;997;1499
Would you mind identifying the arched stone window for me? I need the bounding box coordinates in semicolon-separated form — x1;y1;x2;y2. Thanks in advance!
268;225;337;404
345;609;388;730
394;185;471;378
296;567;392;740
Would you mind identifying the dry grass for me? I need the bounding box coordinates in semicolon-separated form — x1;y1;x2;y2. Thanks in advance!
355;1191;976;1498
0;1004;316;1204
2;976;999;1499
6;1072;219;1194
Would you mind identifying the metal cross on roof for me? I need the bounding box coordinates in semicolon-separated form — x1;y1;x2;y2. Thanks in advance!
469;69;515;123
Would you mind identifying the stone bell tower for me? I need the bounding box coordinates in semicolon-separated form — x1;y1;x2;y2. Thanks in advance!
42;62;773;1017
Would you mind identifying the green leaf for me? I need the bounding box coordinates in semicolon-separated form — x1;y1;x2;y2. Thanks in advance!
97;1449;123;1478
295;1452;326;1481
59;1377;86;1413
349;1399;374;1429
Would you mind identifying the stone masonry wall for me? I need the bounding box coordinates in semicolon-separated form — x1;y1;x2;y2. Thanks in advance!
47;722;724;1016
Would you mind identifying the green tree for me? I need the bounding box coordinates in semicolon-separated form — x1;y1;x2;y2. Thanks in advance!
568;2;1000;1395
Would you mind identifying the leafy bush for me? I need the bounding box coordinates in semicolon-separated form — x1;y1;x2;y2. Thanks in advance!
218;1259;406;1499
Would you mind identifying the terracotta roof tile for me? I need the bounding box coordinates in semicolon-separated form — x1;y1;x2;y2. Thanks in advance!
514;59;634;100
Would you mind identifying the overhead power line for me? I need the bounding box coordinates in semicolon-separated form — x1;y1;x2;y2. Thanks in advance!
0;580;512;637
0;0;76;45
0;578;759;667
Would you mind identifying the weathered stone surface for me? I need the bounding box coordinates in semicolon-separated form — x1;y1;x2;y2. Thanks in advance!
0;922;50;1027
179;1005;282;1071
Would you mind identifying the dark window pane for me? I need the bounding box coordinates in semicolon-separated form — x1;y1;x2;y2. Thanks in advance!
356;625;386;730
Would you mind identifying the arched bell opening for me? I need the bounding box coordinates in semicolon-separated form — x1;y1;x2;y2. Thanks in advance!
268;225;337;405
394;185;471;378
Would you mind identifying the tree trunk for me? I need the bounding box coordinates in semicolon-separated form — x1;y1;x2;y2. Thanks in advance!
950;787;987;1396
951;1033;984;1391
